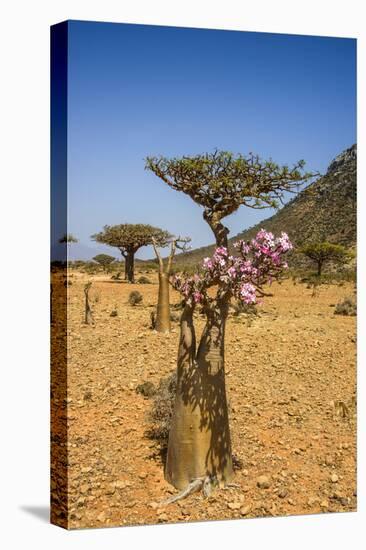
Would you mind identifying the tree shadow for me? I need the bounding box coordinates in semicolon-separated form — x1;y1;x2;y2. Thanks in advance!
20;505;50;523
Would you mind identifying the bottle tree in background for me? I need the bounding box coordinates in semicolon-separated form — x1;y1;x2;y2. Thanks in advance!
146;150;316;491
151;235;190;333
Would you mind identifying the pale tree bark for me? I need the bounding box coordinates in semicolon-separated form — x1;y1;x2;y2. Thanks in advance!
152;238;179;334
165;215;234;490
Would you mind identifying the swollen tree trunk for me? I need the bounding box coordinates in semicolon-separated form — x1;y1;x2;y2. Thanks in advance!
165;216;233;490
156;271;171;333
165;302;233;489
125;250;135;283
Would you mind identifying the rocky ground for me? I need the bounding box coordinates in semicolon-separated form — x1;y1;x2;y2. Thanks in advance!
51;269;356;529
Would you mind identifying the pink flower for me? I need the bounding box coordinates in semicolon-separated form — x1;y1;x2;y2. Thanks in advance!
215;246;228;256
203;257;213;269
193;291;203;303
239;283;256;304
276;232;292;251
227;266;236;279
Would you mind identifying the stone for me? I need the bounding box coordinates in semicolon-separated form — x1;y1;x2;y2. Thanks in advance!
97;511;106;522
240;505;252;516
257;475;271;489
330;473;339;483
228;502;241;510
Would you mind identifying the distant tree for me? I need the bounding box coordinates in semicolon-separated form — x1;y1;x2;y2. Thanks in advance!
91;224;171;283
146;149;316;493
299;241;353;276
92;253;116;272
59;233;78;261
151;235;190;333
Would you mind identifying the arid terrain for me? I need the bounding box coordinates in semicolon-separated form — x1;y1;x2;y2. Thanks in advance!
51;269;356;529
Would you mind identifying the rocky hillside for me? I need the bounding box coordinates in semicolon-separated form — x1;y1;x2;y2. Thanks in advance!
172;144;356;267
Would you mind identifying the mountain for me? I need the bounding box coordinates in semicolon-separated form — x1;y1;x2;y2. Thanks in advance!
171;144;357;267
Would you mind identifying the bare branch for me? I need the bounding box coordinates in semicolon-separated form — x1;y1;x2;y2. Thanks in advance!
151;237;163;269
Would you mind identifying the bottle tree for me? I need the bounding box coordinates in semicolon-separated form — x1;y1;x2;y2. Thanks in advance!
151;235;190;333
91;224;171;283
146;150;316;491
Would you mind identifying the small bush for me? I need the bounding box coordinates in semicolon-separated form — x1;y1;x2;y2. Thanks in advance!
136;381;156;397
128;290;143;306
232;301;258;317
138;276;151;284
334;297;356;316
170;311;180;322
146;372;177;450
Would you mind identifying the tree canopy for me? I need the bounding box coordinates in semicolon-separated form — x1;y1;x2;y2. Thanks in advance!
59;233;78;244
146;150;318;223
91;224;172;256
299;241;353;275
92;254;116;270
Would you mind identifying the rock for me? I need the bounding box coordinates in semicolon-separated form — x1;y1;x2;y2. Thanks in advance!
278;488;288;499
158;513;168;522
240;505;251;516
114;480;128;489
257;475;271;489
97;511;106;522
320;499;329;509
228;502;241;510
330;473;339;483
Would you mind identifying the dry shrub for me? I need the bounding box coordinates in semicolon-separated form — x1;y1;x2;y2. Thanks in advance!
136;381;156;397
146;372;177;453
232;301;258;317
334;297;356;316
137;276;151;284
128;290;143;306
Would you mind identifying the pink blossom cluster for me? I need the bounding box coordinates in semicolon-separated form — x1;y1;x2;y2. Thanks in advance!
172;229;292;306
171;273;206;305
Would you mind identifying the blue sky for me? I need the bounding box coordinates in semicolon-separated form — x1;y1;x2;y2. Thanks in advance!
66;20;356;260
